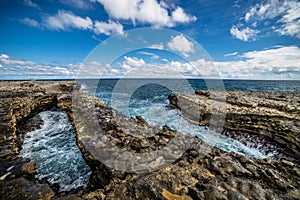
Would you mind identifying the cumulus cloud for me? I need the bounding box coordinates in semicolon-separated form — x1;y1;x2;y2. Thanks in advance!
215;46;300;79
43;10;93;31
0;54;9;59
171;7;197;23
23;1;196;35
0;53;79;79
102;46;300;79
167;34;194;57
94;20;124;35
123;56;146;67
77;61;109;78
40;10;124;36
148;43;164;50
230;26;259;41
241;46;300;67
21;17;40;28
116;58;195;78
276;0;300;38
241;0;300;39
2;46;299;79
92;0;196;27
29;10;123;36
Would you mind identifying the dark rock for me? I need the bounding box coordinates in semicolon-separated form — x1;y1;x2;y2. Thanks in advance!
1;177;55;200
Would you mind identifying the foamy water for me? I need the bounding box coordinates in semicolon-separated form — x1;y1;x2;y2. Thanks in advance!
19;110;91;192
106;93;267;159
78;80;274;158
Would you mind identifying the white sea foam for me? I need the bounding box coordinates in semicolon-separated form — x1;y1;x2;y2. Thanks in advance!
102;93;267;159
19;110;91;192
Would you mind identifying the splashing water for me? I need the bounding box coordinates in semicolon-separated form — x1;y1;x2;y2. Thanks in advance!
20;110;91;192
107;93;267;159
80;79;282;158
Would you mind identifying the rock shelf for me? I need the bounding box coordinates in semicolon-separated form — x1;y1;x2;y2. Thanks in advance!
0;81;299;199
168;90;300;163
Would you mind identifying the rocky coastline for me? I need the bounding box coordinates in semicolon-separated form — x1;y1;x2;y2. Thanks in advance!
168;90;300;163
1;81;300;199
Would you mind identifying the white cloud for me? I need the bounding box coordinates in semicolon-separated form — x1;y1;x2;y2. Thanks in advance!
0;54;79;78
214;46;300;79
24;1;196;35
43;10;93;31
40;10;123;36
123;56;146;67
21;17;40;28
276;0;300;38
77;61;106;78
23;0;40;10
148;43;164;50
2;46;299;80
230;26;259;41
171;7;197;23
93;0;196;27
167;34;194;57
116;58;196;78
59;0;94;9
241;46;300;66
94;20;124;35
242;0;300;39
0;54;9;59
244;0;284;22
224;52;238;57
107;46;300;79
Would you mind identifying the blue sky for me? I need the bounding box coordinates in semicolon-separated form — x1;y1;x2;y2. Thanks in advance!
0;0;299;79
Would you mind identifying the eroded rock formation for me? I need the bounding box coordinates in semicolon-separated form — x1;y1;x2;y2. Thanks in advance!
1;82;299;199
168;90;300;163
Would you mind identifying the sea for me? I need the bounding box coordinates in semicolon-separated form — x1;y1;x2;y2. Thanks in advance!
20;79;300;192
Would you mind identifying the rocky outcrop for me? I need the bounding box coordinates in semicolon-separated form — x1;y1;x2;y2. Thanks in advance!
168;90;300;163
0;81;76;200
1;82;300;199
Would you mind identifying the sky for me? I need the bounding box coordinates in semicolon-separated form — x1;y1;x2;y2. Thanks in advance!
0;0;300;80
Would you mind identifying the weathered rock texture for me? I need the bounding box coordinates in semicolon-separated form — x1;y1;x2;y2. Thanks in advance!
1;81;300;200
0;81;77;199
168;90;300;163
